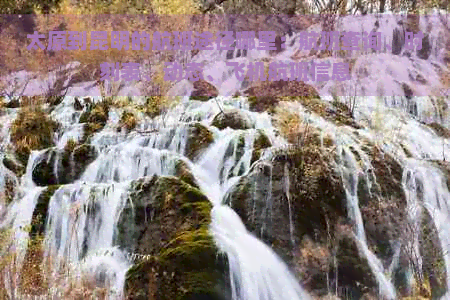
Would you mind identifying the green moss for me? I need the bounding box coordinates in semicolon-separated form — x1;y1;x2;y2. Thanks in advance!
30;185;60;238
79;111;90;123
185;123;214;160
124;175;227;300
250;130;272;165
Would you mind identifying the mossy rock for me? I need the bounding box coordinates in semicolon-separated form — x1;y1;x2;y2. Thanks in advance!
123;175;229;300
419;208;447;299
3;175;17;205
47;95;64;107
2;154;25;177
29;185;60;238
250;130;272;165
330;100;361;128
185;123;214;160
32;142;97;186
10;107;59;166
5;98;20;108
19;184;60;295
211;110;252;130
427;122;450;138
226;128;374;294
358;145;406;261
144;96;166;118
32;149;58;186
223;176;253;230
79;111;90;123
219;133;247;183
332;234;377;297
175;160;199;188
74;97;83;111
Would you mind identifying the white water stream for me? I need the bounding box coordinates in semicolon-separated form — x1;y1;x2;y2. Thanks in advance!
0;10;449;300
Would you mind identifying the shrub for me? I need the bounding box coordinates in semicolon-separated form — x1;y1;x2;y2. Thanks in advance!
80;101;109;142
119;110;137;131
10;106;59;166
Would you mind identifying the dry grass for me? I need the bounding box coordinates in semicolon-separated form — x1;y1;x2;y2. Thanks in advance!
119;110;137;131
10;106;59;165
274;106;308;144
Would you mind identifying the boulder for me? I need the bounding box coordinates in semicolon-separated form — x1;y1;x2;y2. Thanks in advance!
190;80;219;101
211;109;252;130
121;176;230;300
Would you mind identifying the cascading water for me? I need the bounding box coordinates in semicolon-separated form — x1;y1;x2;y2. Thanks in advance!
1;9;450;300
0;94;313;299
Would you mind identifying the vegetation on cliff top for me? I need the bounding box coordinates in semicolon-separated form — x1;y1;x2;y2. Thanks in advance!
10;106;59;166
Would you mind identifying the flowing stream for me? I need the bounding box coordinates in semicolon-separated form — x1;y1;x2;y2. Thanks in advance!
0;9;450;300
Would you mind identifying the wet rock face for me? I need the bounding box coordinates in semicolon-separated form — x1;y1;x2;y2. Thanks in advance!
419;209;447;299
250;130;272;164
225;131;380;297
357;145;407;261
185;123;214;160
122;176;229;300
31;143;97;186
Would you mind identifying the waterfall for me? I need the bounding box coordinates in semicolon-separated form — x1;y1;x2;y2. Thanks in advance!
0;95;313;299
1;9;450;300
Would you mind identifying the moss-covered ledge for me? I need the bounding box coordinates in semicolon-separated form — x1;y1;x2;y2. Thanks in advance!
122;176;229;300
31;140;97;186
185;123;214;161
20;184;60;295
